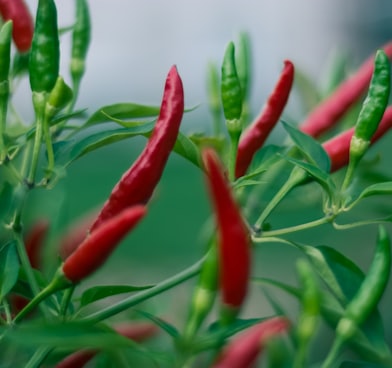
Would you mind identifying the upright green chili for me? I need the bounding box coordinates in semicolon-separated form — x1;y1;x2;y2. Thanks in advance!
0;20;12;163
322;226;391;368
342;49;390;190
27;0;60;184
70;0;91;100
221;41;243;179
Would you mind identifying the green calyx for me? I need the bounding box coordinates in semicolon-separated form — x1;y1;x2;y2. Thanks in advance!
45;76;73;119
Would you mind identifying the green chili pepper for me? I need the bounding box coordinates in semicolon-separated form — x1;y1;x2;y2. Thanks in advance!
29;0;59;96
322;226;391;368
70;0;91;95
294;259;320;368
221;41;243;179
45;76;73;120
342;50;390;190
221;41;243;126
0;20;12;163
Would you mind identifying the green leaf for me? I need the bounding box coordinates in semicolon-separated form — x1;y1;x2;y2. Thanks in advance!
85;103;161;126
80;284;154;307
53;123;155;167
0;241;20;301
173;132;201;167
350;182;392;208
0;182;13;221
281;121;331;172
134;309;179;338
4;321;141;350
339;361;391;368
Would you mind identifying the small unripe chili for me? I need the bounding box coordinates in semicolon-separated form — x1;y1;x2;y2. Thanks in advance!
70;0;91;91
29;0;60;95
235;60;294;178
0;0;34;53
213;317;290;368
62;206;146;283
323;105;392;172
202;148;250;324
300;41;392;138
45;76;73;119
90;65;184;232
221;41;243;124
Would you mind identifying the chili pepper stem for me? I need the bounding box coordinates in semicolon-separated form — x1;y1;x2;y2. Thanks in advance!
81;257;204;325
59;285;76;317
24;346;53;368
228;127;241;181
14;268;72;323
42;113;55;182
254;166;308;230
321;335;345;368
27;92;48;185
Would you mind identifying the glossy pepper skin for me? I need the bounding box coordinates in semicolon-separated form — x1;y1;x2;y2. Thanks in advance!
0;0;34;52
62;206;146;283
90;65;184;232
300;41;392;138
29;0;59;95
235;60;294;178
213;317;290;368
202;148;250;321
323;106;392;172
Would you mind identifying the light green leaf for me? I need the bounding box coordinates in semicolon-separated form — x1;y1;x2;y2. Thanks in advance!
0;241;20;301
80;284;154;307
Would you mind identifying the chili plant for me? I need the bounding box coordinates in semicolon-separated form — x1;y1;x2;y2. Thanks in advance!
1;1;392;367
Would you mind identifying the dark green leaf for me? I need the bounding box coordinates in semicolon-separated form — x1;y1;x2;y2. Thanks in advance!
4;321;140;350
282;121;331;172
134;309;179;338
0;182;13;221
339;361;391;368
353;182;392;206
85;103;161;126
50;108;87;126
80;284;154;307
0;241;20;301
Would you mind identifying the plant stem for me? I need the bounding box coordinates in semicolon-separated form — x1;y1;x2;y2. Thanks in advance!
254;166;307;230
321;336;344;368
25;347;53;368
254;216;333;238
81;258;204;325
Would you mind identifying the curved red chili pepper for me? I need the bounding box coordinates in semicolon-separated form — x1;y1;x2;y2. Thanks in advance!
213;317;290;368
90;65;184;232
235;60;294;178
300;41;392;138
202;148;250;315
55;322;158;368
323;105;392;172
62;206;146;283
0;0;34;52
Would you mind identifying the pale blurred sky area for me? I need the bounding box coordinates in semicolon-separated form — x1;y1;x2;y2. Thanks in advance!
20;1;392;128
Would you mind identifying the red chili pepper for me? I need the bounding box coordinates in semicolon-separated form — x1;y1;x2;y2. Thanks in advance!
90;65;184;232
24;218;49;269
212;317;290;368
235;60;294;178
0;0;34;52
62;206;146;283
202;148;250;320
56;322;158;368
59;210;98;260
323;105;392;172
300;41;392;138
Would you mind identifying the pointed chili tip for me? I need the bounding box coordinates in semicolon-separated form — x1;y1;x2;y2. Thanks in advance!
213;316;290;368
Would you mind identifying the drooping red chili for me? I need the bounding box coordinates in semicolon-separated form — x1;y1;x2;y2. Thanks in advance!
323;105;392;172
55;322;158;368
0;0;34;52
299;41;392;138
62;206;146;283
212;317;290;368
24;218;49;269
235;60;294;178
90;65;184;232
202;148;250;323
